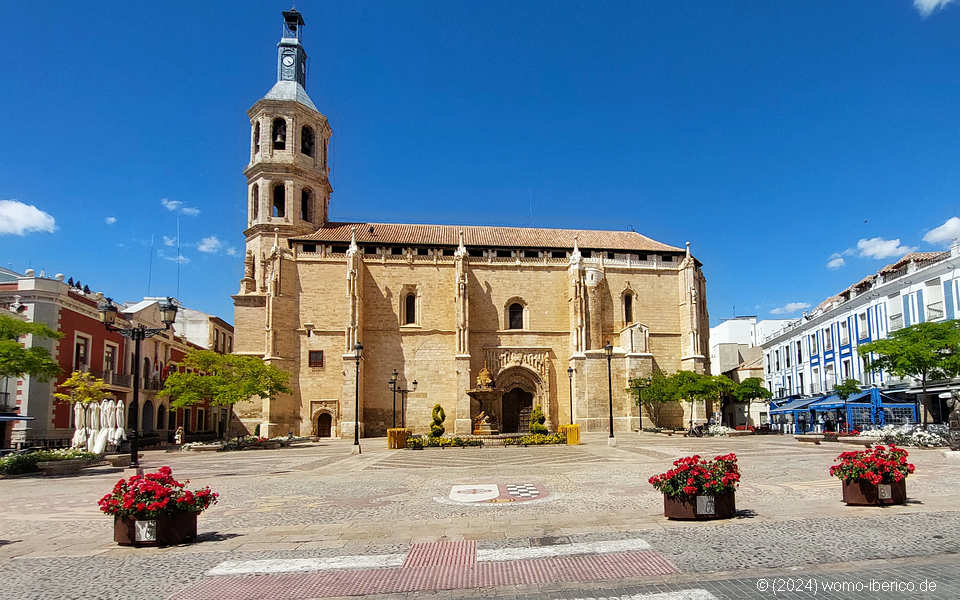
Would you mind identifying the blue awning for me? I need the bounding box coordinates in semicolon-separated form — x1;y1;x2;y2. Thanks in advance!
810;390;872;409
770;397;819;413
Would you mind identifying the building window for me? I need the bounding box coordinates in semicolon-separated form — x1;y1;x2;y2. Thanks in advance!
796;341;802;364
496;249;512;258
184;408;191;432
887;294;903;331
308;350;324;367
104;344;117;373
468;249;484;257
508;303;524;330
785;345;791;368
198;409;206;431
254;121;261;154
403;293;417;325
858;312;869;339
812;367;820;394
809;333;818;355
823;327;833;351
523;250;538;258
252;184;259;220
798;372;805;395
551;250;566;258
824;363;835;391
623;292;634;325
301;188;312;222
272;184;285;217
74;335;90;371
301;125;315;157
766;354;771;373
839;321;849;346
842;358;851;380
302;243;316;253
775;351;780;371
321;139;328;169
272;117;286;150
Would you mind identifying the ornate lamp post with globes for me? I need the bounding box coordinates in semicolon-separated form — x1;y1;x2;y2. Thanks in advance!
567;366;574;426
398;379;418;428
388;369;399;429
353;342;362;453
97;297;179;469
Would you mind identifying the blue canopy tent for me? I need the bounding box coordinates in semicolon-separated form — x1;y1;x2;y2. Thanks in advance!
769;397;819;434
808;388;919;432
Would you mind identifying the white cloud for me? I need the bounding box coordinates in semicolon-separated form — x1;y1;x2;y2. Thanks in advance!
0;200;56;236
105;216;117;225
159;249;190;264
160;198;182;212
197;236;223;253
856;237;916;259
922;216;960;246
771;302;811;315
826;253;846;270
162;235;177;247
225;247;238;256
160;198;200;216
914;0;955;17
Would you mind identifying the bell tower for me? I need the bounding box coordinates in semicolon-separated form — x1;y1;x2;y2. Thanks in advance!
244;8;332;244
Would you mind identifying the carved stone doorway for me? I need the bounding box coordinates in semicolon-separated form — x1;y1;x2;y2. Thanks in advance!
316;413;332;438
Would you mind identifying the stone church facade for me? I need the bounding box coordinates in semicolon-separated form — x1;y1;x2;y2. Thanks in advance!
233;10;711;439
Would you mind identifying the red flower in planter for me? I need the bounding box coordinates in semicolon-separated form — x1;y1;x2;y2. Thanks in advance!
98;466;218;520
828;445;914;484
649;454;741;498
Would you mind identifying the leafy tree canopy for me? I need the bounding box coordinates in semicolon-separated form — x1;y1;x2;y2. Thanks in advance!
732;377;772;403
54;371;111;404
160;350;290;409
833;378;862;400
0;313;62;381
858;321;960;386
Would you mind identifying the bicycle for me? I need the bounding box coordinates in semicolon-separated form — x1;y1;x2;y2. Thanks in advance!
684;424;705;438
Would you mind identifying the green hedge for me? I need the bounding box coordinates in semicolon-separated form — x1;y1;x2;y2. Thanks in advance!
406;435;482;449
0;449;98;475
504;432;567;446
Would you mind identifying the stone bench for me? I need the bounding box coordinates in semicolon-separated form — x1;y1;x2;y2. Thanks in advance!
837;437;874;447
795;435;825;444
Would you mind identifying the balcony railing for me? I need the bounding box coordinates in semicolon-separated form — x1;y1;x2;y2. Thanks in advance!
89;370;132;388
143;377;163;391
0;391;14;412
889;313;903;332
927;301;945;321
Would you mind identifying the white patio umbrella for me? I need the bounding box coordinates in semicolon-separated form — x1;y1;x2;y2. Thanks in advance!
114;400;127;444
86;402;100;453
71;402;87;448
102;399;116;447
93;398;111;454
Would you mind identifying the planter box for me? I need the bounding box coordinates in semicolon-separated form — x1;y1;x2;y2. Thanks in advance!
837;438;874;447
727;430;753;437
387;428;410;449
105;454;143;467
663;490;736;520
841;478;907;506
795;435;824;444
114;512;198;546
559;424;580;445
36;458;105;475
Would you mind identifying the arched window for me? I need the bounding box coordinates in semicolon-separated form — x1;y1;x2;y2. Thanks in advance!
624;292;634;324
508;303;524;330
143;357;151;386
272;184;285;217
301;126;315;157
254;122;261;154
272;117;286;150
404;293;417;325
252;184;259;219
301;188;312;222
322;139;327;168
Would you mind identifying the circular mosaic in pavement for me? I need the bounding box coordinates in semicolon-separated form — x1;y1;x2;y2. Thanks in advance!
438;482;551;506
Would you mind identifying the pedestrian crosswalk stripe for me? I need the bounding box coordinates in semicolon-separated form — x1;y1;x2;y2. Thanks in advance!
477;538;651;562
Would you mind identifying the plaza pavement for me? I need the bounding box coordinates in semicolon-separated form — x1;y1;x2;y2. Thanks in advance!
1;432;958;599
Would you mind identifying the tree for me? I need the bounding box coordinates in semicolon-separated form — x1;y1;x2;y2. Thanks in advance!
53;371;111;404
833;378;861;401
0;313;61;382
159;350;290;439
733;377;773;404
673;370;712;429
629;370;678;428
706;375;736;426
859;321;960;425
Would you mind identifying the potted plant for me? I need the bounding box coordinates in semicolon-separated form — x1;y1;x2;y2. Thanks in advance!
98;466;218;546
829;445;914;505
648;453;740;519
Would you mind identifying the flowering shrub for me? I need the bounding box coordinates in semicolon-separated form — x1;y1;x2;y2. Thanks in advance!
98;466;218;520
648;454;741;498
857;424;948;447
829;445;915;485
0;448;98;475
707;425;733;437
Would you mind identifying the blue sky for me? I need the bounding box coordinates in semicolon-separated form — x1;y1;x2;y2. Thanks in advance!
1;1;959;325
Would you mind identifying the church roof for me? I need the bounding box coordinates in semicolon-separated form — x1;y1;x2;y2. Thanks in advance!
293;222;684;252
262;80;318;112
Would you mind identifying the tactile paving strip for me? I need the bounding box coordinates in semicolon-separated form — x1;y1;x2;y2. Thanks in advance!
403;540;477;567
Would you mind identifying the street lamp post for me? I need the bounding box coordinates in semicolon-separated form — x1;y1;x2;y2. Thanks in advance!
567;366;574;426
398;379;418;428
604;342;615;446
353;343;362;451
97;297;179;469
388;369;399;429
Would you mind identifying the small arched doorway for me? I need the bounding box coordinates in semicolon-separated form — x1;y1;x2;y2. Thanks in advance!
142;400;155;432
317;413;332;438
156;405;166;430
501;387;534;433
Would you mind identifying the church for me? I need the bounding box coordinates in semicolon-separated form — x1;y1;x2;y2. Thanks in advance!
233;10;712;439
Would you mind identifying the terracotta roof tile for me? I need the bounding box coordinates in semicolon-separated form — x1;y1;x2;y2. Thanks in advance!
293;222;684;253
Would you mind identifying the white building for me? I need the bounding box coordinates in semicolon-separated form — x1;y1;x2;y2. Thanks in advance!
709;316;790;375
761;246;960;426
171;306;234;354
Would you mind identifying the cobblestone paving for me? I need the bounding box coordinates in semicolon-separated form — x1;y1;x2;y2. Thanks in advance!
1;433;957;599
